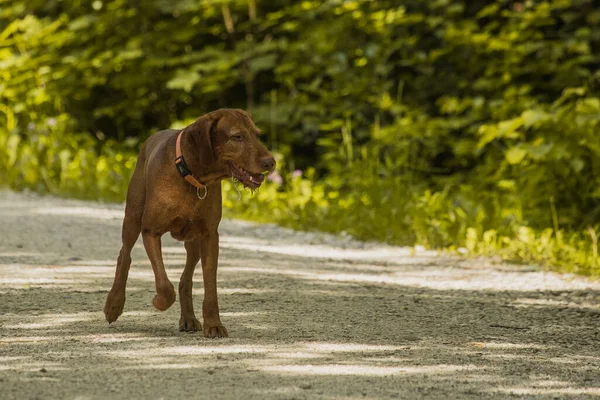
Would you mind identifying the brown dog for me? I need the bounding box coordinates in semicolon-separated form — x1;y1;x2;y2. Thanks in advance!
103;109;275;338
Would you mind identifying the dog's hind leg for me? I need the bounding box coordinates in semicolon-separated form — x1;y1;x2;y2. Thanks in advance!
104;211;142;323
104;158;145;324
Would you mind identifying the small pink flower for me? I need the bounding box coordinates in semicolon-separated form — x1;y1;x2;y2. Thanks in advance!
292;169;302;178
267;171;283;185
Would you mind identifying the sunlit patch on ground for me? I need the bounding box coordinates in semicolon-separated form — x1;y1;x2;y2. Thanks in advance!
3;312;99;330
31;206;124;220
256;363;479;376
492;387;600;396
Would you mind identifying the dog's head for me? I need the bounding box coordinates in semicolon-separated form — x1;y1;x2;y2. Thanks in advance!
189;109;275;189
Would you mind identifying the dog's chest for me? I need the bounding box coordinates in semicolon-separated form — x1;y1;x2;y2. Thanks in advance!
167;201;215;241
169;216;196;241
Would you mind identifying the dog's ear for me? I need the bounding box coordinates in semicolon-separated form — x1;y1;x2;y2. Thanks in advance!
186;112;222;164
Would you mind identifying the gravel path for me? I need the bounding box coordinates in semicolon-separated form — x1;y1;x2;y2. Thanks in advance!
0;190;599;399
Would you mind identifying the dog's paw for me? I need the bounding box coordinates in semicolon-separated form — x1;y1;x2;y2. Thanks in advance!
179;315;202;332
152;283;176;311
203;323;228;339
152;293;176;311
104;291;125;324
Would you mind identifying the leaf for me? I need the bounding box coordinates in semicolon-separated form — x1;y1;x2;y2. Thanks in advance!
379;92;393;110
554;87;587;107
476;4;500;18
117;49;143;61
497;180;516;191
166;69;201;92
319;119;344;131
476;125;497;149
69;15;96;31
505;147;527;165
578;97;600;112
248;54;277;74
521;110;550;128
527;143;553;160
7;134;20;167
570;158;585;173
497;117;523;138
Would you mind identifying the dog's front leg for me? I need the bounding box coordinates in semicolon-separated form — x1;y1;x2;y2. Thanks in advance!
200;230;228;338
179;238;202;332
142;233;176;311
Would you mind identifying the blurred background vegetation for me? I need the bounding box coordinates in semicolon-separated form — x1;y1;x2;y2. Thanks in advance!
1;0;599;275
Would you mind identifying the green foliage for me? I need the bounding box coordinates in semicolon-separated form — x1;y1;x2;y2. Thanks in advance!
0;112;138;201
224;158;599;276
1;0;600;275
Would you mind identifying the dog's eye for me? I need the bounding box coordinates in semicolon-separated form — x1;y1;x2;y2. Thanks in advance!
231;134;244;142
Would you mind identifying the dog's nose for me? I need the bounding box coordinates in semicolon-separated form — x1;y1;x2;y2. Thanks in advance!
260;156;276;171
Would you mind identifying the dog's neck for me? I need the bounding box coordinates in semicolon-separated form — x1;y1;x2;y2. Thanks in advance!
178;129;229;185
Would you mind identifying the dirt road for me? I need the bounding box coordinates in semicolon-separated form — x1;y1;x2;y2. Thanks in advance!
0;190;599;399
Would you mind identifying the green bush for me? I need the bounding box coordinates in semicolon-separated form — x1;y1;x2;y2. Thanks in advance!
1;0;599;275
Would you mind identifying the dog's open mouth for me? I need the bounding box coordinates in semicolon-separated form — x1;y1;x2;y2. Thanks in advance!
228;161;265;189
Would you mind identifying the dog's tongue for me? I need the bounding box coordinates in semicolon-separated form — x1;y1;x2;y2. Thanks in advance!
252;173;265;184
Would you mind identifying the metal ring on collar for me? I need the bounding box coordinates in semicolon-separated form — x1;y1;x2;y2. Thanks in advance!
197;185;208;200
